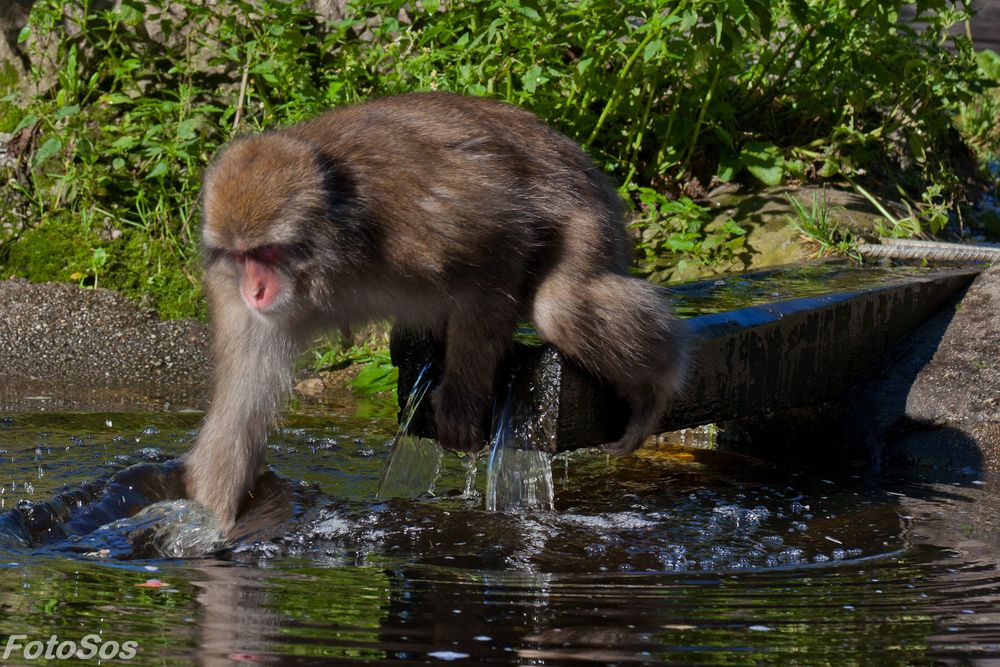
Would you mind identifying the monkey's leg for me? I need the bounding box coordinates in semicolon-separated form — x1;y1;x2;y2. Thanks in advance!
532;270;688;455
184;298;300;532
432;304;517;452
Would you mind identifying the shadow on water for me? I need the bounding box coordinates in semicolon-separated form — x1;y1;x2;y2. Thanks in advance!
2;406;1000;663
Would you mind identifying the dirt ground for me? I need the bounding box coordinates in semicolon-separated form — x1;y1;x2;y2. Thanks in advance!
0;278;210;411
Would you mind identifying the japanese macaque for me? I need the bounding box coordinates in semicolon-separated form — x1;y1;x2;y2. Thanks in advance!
184;92;688;531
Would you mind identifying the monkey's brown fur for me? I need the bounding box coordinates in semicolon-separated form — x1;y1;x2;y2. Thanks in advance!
185;92;688;531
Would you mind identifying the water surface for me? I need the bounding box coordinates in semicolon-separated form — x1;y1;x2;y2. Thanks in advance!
2;409;999;664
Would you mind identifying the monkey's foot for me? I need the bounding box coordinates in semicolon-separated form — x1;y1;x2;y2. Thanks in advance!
431;386;488;453
599;432;649;456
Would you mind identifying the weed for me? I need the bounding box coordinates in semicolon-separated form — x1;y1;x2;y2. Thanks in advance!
785;193;860;261
1;0;994;320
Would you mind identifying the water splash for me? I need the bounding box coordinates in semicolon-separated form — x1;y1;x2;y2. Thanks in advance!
462;453;480;500
376;364;443;500
65;499;227;559
485;386;554;512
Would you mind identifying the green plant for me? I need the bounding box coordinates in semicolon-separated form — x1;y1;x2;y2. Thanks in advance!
958;49;1000;163
10;0;332;316
0;62;23;132
848;180;924;239
632;187;747;283
4;0;994;321
785;193;860;260
308;328;398;397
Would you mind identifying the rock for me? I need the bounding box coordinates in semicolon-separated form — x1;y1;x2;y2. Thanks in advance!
308;0;350;22
0;0;31;78
685;183;907;282
294;377;326;398
0;278;211;411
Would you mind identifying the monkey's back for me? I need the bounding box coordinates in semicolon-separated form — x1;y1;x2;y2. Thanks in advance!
286;93;631;281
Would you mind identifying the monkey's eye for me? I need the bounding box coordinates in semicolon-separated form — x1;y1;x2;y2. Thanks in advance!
249;244;284;264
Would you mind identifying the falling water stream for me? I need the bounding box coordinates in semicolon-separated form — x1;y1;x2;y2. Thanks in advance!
377;365;555;513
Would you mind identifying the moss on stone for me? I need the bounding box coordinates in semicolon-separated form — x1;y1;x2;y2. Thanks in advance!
100;231;205;320
4;217;92;281
2;218;204;320
0;61;23;133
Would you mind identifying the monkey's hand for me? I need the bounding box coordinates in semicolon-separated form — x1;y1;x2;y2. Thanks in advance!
431;383;488;453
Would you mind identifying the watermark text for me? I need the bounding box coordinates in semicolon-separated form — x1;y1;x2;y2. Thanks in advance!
3;634;138;661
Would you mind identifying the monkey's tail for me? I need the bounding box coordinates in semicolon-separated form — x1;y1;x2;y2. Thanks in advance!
533;272;689;454
600;276;689;455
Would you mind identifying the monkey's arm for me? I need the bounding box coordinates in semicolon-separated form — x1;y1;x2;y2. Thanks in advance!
183;276;299;532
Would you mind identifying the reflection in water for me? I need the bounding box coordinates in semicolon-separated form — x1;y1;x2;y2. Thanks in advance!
1;412;1000;662
667;261;961;317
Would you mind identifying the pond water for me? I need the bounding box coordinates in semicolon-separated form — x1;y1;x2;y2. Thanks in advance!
2;408;999;664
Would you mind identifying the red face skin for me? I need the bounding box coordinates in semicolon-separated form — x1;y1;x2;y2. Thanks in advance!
231;245;283;311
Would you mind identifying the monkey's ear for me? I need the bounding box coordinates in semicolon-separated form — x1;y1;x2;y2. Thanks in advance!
310;148;359;216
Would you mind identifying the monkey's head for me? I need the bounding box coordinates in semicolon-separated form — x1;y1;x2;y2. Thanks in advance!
200;134;331;317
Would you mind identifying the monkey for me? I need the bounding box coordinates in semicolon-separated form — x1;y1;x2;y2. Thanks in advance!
183;92;688;532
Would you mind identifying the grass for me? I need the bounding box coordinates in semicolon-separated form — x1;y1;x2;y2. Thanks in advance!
785;193;861;261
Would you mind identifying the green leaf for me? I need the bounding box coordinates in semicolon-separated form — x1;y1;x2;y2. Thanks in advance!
351;362;399;396
643;39;664;62
101;93;133;105
516;5;540;19
667;236;697;252
716;152;742;182
521;65;544;93
177;118;199;140
91;247;109;267
32;137;62;167
55;104;80;119
145;162;168;179
787;0;809;25
13;113;37;134
818;158;840;178
119;0;146;25
740;141;784;186
111;136;138;150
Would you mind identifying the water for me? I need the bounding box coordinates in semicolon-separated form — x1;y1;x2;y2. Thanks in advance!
485;385;555;512
666;261;977;317
1;410;1000;663
376;364;442;501
378;363;557;513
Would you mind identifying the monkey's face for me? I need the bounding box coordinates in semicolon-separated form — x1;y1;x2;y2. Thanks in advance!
200;135;328;318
